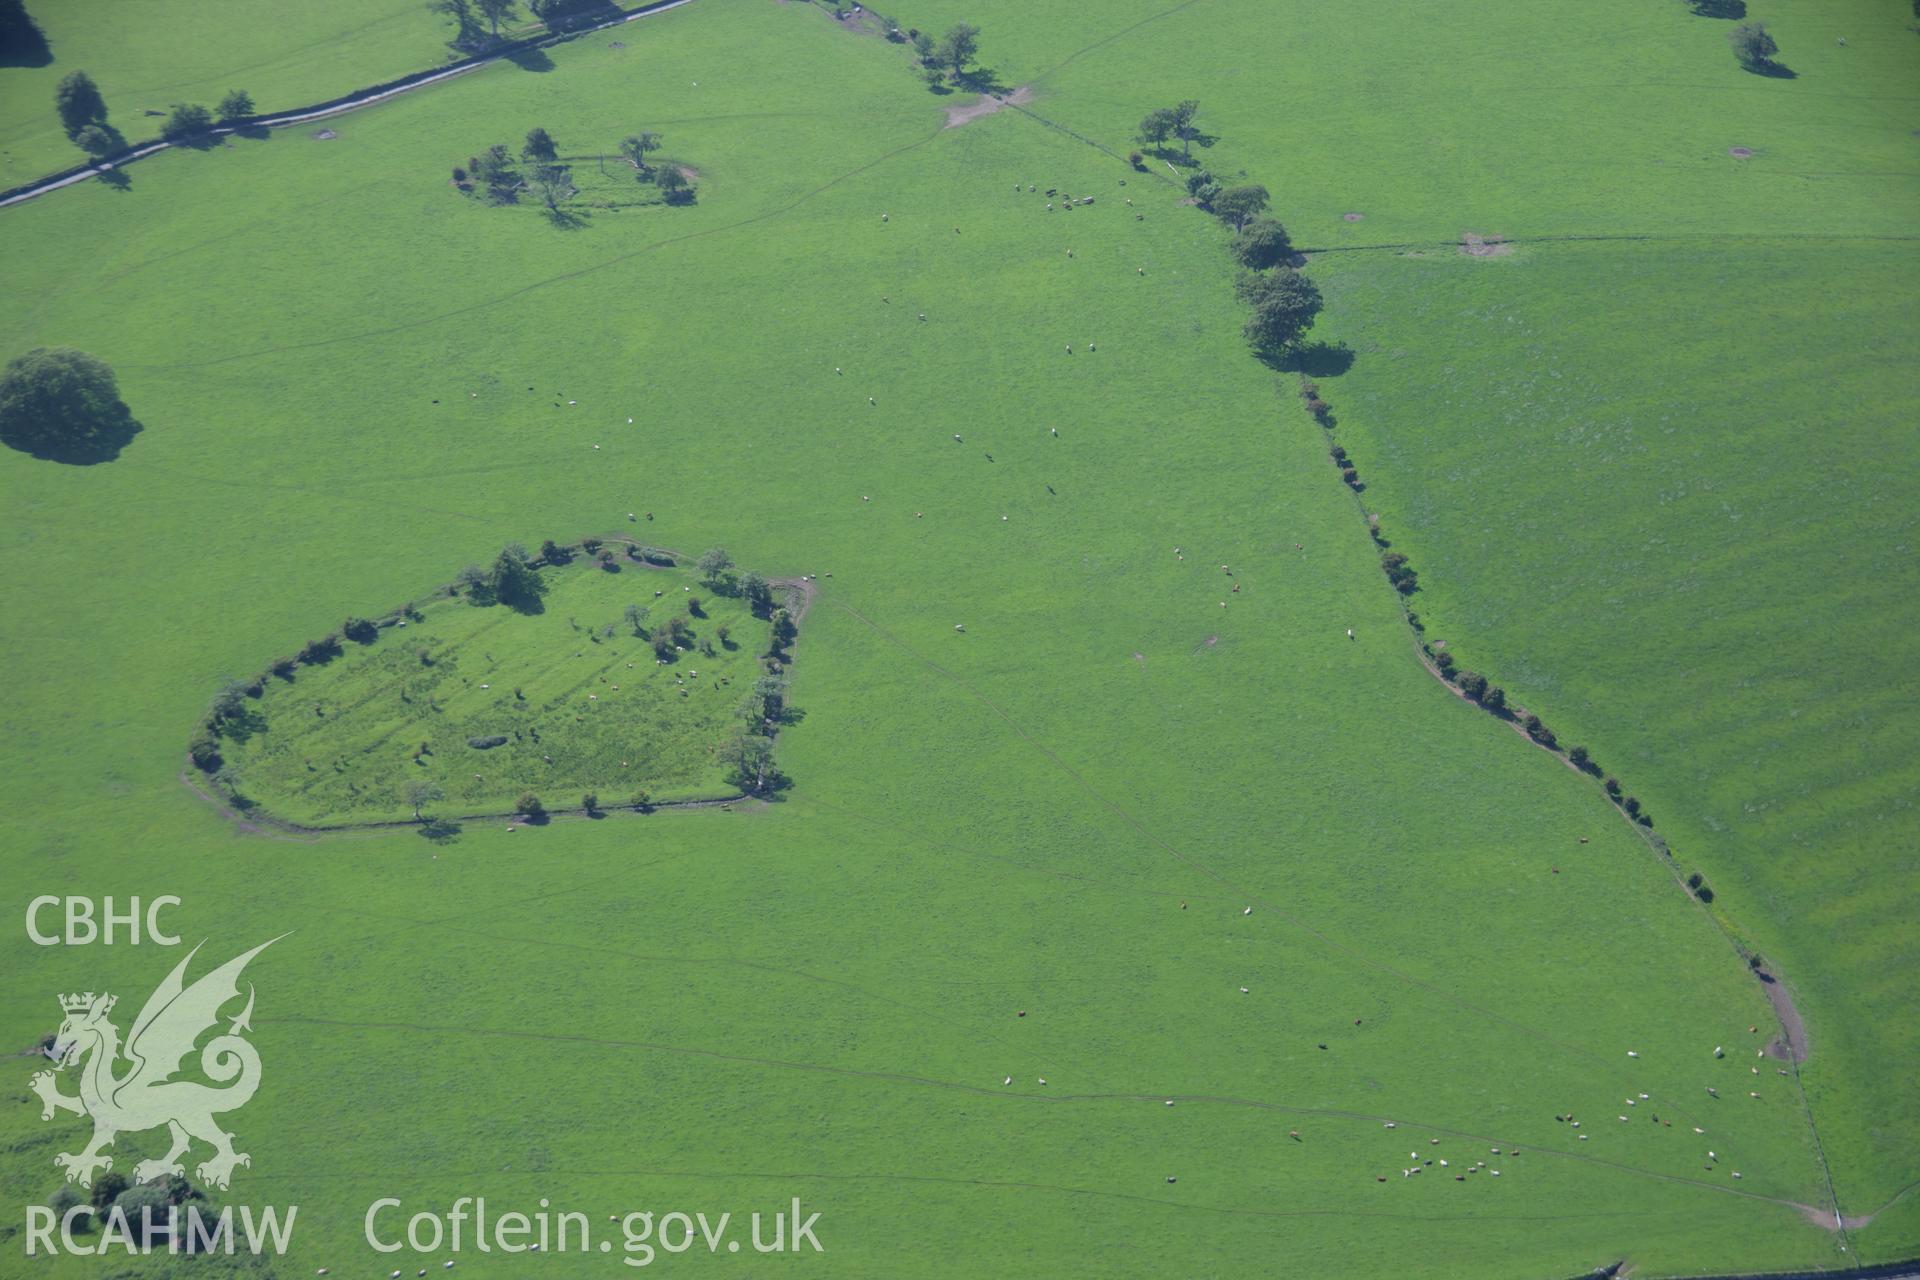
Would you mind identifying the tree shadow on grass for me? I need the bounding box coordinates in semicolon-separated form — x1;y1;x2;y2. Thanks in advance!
95;168;133;192
1257;340;1355;380
418;819;462;844
0;409;142;464
0;0;50;67
1686;0;1746;16
1742;59;1797;78
506;46;555;72
954;65;1011;97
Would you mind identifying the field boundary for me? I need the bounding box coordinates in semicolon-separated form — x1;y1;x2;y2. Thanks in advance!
1299;388;1856;1246
0;0;702;212
181;535;807;836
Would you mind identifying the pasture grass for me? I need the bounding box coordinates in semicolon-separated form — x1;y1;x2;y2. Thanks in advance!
1299;235;1920;1253
0;0;1908;1273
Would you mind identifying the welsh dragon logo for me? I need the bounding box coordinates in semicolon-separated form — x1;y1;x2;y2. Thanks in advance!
30;938;281;1192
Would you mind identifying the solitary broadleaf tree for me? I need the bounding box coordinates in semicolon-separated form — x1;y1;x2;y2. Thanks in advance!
528;164;573;216
54;70;107;137
216;89;253;123
0;346;142;463
162;102;212;140
1170;99;1201;158
935;23;980;80
697;546;735;585
406;781;444;822
620;131;661;174
1238;267;1324;357
1137;107;1176;151
1231;216;1292;269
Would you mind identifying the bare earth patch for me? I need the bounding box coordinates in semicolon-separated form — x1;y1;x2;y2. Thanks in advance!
1343;212;1365;222
944;85;1034;129
313;129;338;141
1757;971;1810;1063
1729;146;1754;158
1460;231;1513;258
1795;1201;1876;1232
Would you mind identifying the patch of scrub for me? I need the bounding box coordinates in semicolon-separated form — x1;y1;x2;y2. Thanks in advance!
1460;230;1513;257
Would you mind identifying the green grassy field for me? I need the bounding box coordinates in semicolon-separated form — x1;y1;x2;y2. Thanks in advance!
0;0;456;188
1297;234;1920;1252
0;0;1911;1275
217;551;778;824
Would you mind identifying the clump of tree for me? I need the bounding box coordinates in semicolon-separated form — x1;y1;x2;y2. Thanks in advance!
1380;551;1418;594
924;22;980;86
1138;100;1201;162
1231;216;1292;269
720;733;782;795
697;546;736;589
522;126;557;163
1454;670;1507;712
1522;713;1558;749
1183;168;1221;208
162;102;213;141
740;571;773;617
217;89;254;123
1212;183;1269;232
1727;21;1780;72
768;607;797;660
515;791;545;819
652;614;694;661
0;346;142;463
464;543;547;612
343;616;379;644
749;674;788;726
469;143;520;202
1236;267;1324;358
298;635;342;665
55;70;108;140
